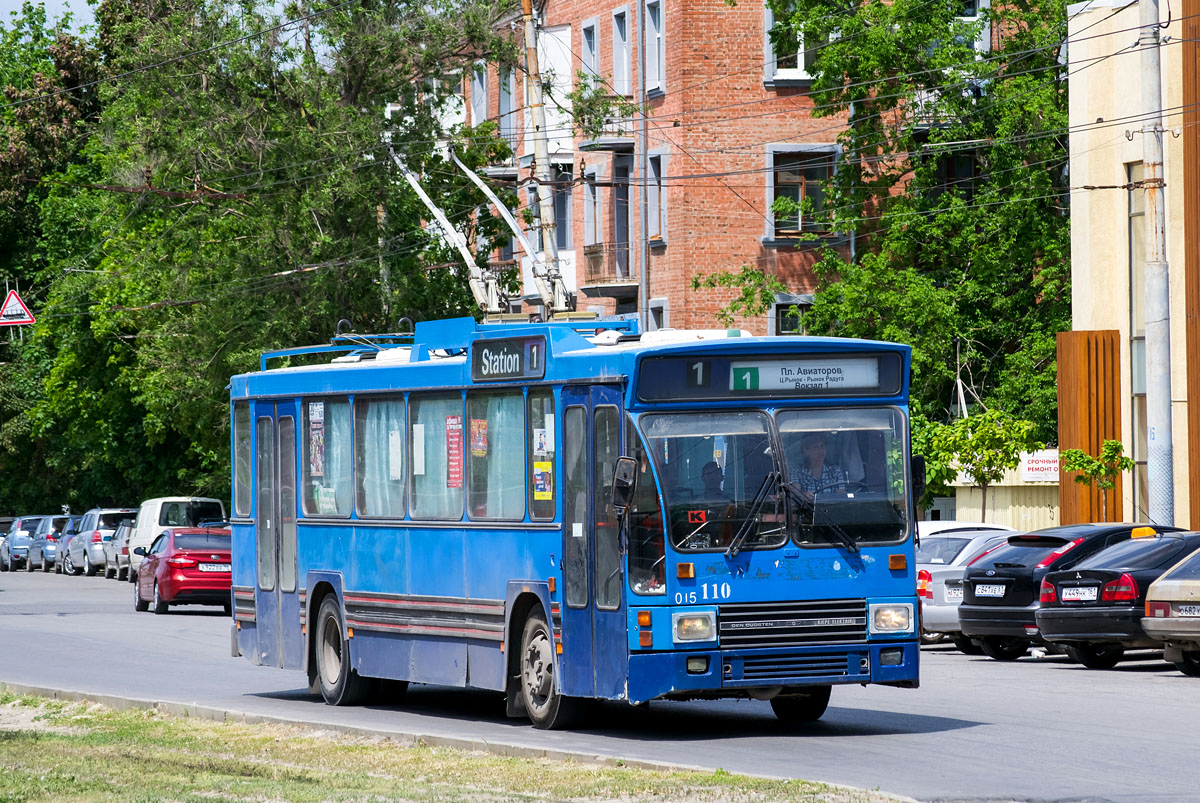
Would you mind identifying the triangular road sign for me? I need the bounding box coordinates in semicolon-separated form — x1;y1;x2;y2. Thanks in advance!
0;290;35;326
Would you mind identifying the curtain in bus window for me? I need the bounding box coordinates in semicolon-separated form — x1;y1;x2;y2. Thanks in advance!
411;394;465;519
528;389;556;520
356;398;406;517
467;392;525;520
303;399;352;516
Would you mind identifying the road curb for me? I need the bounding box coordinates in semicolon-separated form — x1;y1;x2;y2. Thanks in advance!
0;680;915;800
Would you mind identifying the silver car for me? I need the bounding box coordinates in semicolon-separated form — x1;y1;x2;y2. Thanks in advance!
27;514;71;571
918;526;1014;653
64;507;138;577
103;518;136;580
0;516;44;571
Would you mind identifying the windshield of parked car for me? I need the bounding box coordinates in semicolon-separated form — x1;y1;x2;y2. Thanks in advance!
1074;536;1199;571
776;408;908;548
917;537;972;565
173;532;231;550
99;512;131;530
639;412;787;552
159;501;225;527
41;516;68;535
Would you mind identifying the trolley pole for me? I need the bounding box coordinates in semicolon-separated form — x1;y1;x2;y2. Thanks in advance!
1140;0;1174;524
521;0;567;314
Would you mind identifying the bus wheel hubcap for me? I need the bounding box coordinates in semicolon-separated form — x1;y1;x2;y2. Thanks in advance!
320;618;342;686
525;632;553;701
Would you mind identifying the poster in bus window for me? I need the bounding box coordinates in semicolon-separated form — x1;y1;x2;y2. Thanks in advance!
470;418;488;457
446;415;463;488
533;428;547;454
308;401;325;477
533;461;553;500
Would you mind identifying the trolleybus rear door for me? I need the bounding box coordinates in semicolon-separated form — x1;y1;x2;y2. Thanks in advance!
253;401;300;669
559;385;629;700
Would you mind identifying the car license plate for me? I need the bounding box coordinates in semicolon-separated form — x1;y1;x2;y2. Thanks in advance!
198;563;230;573
1061;586;1097;602
945;586;963;600
1179;605;1200;617
975;583;1006;598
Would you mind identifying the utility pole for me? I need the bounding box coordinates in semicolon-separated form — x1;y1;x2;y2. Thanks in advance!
521;0;568;315
1140;0;1174;524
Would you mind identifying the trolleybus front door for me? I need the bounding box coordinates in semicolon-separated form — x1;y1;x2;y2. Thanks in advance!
253;401;300;669
560;385;628;700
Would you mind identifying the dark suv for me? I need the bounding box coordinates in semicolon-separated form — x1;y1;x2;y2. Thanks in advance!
959;523;1178;660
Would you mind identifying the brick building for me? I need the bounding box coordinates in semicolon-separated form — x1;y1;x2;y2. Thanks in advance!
462;0;854;333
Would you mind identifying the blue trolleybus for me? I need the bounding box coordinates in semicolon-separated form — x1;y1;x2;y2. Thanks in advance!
229;316;921;728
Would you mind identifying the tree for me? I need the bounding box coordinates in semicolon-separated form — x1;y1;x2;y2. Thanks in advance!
760;0;1070;442
0;0;523;510
929;410;1043;522
1060;440;1134;522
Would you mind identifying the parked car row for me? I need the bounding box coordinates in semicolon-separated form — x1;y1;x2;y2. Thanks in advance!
0;496;231;616
920;521;1200;675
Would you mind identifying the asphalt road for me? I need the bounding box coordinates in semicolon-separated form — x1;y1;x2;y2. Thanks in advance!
0;569;1195;803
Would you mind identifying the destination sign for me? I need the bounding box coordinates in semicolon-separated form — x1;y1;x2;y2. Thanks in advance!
730;357;879;392
471;336;547;382
637;352;903;401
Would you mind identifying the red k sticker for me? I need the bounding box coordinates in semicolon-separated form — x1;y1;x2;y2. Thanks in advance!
687;510;707;524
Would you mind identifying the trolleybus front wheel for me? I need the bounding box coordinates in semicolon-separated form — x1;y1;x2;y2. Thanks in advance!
315;596;373;706
769;685;831;724
520;611;578;729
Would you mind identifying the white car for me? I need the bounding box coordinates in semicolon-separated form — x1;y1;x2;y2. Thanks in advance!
917;521;1015;651
128;497;226;577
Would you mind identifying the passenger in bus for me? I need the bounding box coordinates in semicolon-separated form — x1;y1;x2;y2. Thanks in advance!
789;432;847;501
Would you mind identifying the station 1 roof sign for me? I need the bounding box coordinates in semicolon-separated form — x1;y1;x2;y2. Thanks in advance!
0;290;34;326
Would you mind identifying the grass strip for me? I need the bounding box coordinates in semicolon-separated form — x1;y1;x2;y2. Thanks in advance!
0;691;894;802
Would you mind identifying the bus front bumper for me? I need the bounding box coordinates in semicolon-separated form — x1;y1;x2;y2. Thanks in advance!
626;641;919;704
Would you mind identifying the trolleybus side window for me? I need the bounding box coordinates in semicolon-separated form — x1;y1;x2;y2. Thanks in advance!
466;391;526;521
256;416;276;591
594;405;622;610
563;405;587;608
302;398;352;516
234;402;251;517
528;389;556;521
355;396;407;518
410;393;465;520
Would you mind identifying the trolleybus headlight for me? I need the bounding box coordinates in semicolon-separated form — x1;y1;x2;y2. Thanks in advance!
868;603;914;634
672;612;716;643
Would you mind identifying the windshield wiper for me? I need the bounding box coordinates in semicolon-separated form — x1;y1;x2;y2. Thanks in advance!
725;471;780;558
780;480;860;555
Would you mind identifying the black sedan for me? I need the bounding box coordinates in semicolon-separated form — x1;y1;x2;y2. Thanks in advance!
958;523;1178;661
1035;531;1200;668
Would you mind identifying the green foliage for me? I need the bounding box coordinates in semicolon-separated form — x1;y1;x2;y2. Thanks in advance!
0;0;522;510
927;410;1043;521
1061;439;1134;522
763;0;1070;442
690;265;790;328
565;71;639;140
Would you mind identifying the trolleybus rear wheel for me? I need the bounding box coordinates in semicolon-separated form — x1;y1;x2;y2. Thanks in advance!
315;596;373;706
520;611;578;729
769;685;831;724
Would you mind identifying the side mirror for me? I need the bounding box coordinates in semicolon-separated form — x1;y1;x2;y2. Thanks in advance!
133;547;147;556
610;456;639;515
911;454;927;505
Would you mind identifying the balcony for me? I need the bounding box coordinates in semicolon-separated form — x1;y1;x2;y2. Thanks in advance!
579;101;636;153
581;243;637;296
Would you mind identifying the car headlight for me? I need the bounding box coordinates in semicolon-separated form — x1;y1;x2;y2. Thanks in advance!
672;612;716;643
869;603;914;634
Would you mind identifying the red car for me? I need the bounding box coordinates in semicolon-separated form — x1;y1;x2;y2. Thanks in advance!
133;527;232;615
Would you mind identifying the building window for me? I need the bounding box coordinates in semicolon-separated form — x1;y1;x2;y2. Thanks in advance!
554;167;572;250
469;61;487;126
498;67;518;153
764;8;823;84
647;152;667;242
770;296;812;335
645;1;664;94
1128;161;1148;521
581;19;598;78
649;297;668;330
612;8;631;96
768;148;836;239
957;0;992;53
583;167;602;246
